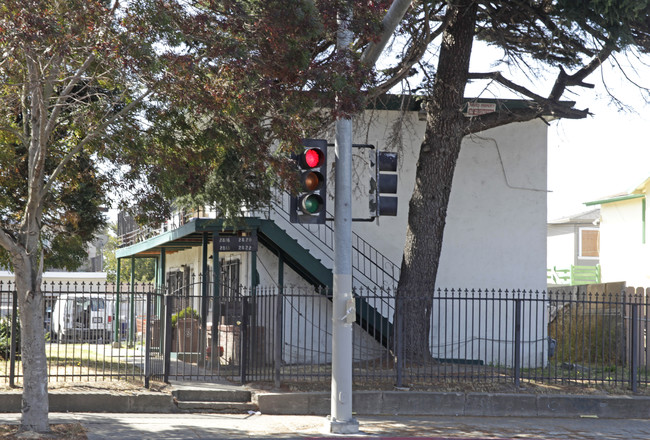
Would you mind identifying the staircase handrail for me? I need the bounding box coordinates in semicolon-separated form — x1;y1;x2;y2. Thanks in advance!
268;189;400;289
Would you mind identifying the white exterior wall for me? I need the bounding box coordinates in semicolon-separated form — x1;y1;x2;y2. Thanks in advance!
337;110;548;367
154;109;551;368
341;111;548;292
547;224;576;270
600;197;650;287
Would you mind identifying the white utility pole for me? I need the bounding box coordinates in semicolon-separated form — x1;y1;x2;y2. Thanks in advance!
329;3;359;435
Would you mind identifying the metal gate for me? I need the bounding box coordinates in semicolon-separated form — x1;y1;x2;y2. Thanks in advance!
155;274;273;384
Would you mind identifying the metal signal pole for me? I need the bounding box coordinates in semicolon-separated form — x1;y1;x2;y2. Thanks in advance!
329;4;359;435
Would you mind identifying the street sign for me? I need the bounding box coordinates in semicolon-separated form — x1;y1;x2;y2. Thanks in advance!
218;235;258;252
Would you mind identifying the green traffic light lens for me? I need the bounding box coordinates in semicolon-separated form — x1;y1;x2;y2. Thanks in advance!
301;194;322;214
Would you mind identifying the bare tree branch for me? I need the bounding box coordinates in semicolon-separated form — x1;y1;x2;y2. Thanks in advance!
468;71;548;102
42;53;96;145
548;43;615;101
369;11;449;98
464;102;588;134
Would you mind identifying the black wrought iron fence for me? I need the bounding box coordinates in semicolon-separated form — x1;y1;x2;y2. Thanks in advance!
0;281;163;386
1;281;648;391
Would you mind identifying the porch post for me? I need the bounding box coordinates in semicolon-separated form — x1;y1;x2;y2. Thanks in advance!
128;257;136;344
212;232;220;300
201;233;209;363
158;248;166;351
114;258;121;345
202;233;209;300
251;229;259;293
274;255;284;387
212;232;221;360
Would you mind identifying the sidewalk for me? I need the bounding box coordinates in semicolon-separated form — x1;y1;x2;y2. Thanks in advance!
2;412;650;439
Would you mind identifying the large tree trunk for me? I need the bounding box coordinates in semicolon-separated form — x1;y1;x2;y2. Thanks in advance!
396;1;477;363
14;253;49;432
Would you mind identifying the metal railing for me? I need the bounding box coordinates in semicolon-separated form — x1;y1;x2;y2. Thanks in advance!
118;207;218;248
547;265;601;285
268;189;400;289
116;191;401;289
4;281;648;391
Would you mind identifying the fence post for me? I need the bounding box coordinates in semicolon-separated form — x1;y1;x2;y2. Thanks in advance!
514;298;522;387
631;301;639;393
163;292;173;384
240;296;249;384
144;288;152;389
9;290;17;387
274;287;283;388
395;293;403;388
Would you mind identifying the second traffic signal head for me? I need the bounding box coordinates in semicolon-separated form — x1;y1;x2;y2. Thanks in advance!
290;139;328;224
369;150;398;217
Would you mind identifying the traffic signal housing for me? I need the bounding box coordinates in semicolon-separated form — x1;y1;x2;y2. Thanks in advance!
370;149;398;217
290;139;328;224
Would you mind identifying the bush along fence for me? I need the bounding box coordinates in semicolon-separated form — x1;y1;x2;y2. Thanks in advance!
0;280;648;391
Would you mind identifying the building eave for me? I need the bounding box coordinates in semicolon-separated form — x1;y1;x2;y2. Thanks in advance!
585;193;645;206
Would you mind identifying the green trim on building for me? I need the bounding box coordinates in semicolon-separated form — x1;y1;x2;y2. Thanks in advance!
641;197;646;244
585;193;645;206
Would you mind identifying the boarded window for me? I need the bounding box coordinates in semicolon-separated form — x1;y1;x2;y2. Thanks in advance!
580;229;599;258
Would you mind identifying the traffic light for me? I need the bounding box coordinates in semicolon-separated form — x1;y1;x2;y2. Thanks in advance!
369;150;398;217
290;139;327;224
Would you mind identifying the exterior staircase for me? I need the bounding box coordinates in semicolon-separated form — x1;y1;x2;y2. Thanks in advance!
253;190;401;346
256;219;393;346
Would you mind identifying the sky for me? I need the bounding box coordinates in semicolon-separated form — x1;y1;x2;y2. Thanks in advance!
546;91;650;220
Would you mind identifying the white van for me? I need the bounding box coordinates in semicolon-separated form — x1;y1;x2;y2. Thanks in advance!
51;294;114;342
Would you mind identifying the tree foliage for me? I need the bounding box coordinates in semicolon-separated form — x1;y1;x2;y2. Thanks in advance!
0;0;385;430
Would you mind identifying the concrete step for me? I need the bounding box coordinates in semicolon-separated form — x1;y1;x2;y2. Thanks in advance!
175;400;258;412
172;389;251;403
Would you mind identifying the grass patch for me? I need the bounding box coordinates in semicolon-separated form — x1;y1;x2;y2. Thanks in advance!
0;343;143;383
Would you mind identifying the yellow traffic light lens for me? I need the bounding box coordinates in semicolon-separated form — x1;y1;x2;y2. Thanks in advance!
302;171;323;191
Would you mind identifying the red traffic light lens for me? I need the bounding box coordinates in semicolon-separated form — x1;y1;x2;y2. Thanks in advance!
304;148;323;168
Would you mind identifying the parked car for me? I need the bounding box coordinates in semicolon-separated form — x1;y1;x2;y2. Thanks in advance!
51;294;114;342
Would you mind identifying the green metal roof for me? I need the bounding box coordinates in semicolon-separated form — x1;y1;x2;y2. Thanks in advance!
585;193;645;206
115;218;262;259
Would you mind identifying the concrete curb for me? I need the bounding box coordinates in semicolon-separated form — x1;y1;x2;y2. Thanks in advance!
2;390;649;418
0;391;175;413
256;391;650;419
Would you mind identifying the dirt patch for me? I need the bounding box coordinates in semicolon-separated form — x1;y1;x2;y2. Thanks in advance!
247;377;650;396
0;380;171;395
0;424;86;439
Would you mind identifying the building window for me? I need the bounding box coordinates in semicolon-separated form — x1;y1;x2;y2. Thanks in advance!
579;228;599;259
220;258;241;300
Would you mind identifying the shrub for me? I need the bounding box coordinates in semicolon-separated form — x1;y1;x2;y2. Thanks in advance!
171;307;199;329
0;315;19;360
